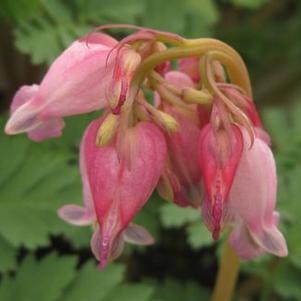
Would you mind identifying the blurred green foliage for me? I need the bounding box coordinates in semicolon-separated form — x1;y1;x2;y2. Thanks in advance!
1;0;301;300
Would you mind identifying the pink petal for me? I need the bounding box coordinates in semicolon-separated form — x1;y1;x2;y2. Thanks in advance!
79;32;118;47
90;227;102;261
37;35;115;116
10;84;39;113
229;221;262;260
27;117;65;141
124;223;155;245
58;204;95;226
164;71;194;89
178;57;200;83
90;227;125;269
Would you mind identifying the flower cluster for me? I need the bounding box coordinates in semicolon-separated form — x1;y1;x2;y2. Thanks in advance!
5;25;288;268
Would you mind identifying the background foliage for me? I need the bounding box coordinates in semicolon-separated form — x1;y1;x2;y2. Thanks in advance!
0;0;301;300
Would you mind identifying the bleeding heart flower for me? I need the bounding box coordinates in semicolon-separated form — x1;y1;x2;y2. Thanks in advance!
228;129;288;259
155;71;203;207
60;117;166;268
198;122;243;239
4;33;140;141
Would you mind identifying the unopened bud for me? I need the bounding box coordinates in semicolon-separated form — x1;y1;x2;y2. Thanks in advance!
156;110;178;132
96;113;119;146
182;88;212;105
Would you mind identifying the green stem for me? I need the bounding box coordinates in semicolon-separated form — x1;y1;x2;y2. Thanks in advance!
211;240;240;301
134;40;251;95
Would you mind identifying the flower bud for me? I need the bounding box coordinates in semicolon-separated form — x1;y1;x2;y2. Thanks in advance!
182;88;212;105
156;110;178;132
96;113;119;146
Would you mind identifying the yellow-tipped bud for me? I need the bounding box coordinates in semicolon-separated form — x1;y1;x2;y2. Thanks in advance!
96;113;119;146
156;111;178;132
182;88;212;105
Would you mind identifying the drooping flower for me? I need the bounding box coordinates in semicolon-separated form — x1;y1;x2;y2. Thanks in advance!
198;106;243;239
228;129;288;259
5;33;140;141
59;117;167;268
156;71;203;207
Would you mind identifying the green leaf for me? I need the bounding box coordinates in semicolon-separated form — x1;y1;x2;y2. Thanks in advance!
14;0;88;65
143;0;186;33
82;0;144;24
160;203;199;228
184;0;219;37
134;193;162;240
186;222;212;249
0;236;17;272
143;0;218;36
1;254;76;301
151;278;210;301
0;0;41;23
106;283;154;301
272;262;301;300
228;0;269;9
62;262;125;301
0;117;89;249
0;277;14;301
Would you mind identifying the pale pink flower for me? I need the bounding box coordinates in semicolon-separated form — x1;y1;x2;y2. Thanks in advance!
228;130;288;259
5;33;140;141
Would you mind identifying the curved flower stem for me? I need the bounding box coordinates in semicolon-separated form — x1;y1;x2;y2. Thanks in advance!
132;39;252;95
124;41;252;113
211;240;240;301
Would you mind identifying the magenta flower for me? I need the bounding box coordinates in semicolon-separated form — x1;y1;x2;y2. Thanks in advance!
5;33;140;141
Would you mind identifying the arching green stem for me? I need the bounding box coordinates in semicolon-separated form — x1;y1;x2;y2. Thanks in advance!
125;40;252;112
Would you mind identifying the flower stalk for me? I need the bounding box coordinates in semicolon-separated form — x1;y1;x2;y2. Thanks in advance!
211;240;240;301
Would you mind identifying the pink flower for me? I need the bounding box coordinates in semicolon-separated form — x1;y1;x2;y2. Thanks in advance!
5;33;140;141
228;130;288;259
198;120;243;239
59;117;167;268
156;71;203;207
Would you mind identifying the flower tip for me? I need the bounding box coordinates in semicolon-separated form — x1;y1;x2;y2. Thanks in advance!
212;228;220;241
95;113;119;146
97;260;108;270
158;111;178;132
4;122;13;135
